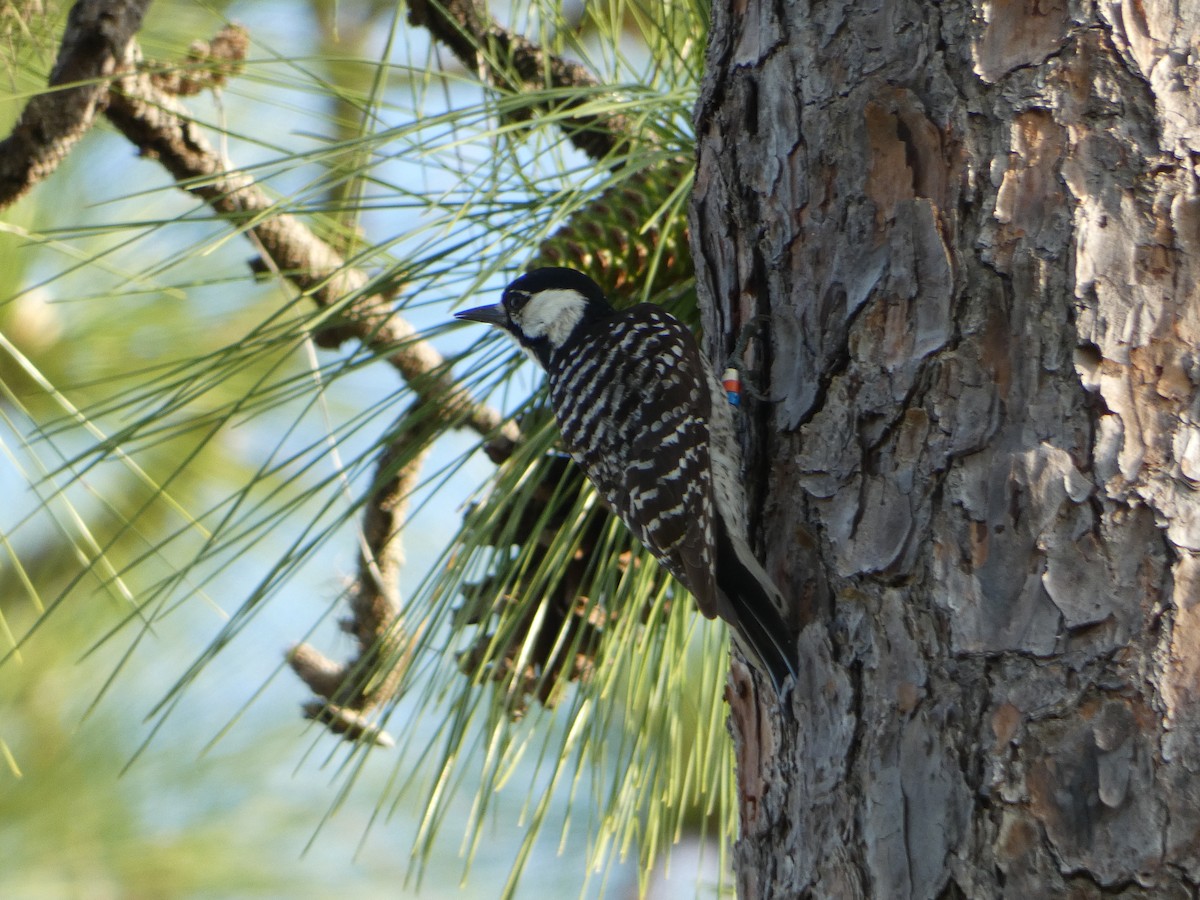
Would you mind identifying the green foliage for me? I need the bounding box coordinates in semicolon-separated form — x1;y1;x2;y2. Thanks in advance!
1;0;732;895
531;156;696;312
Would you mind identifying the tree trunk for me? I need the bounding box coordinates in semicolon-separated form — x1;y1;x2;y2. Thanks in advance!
690;0;1200;896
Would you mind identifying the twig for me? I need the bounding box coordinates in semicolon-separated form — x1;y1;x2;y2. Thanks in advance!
289;402;435;726
0;1;526;744
144;23;249;96
407;0;631;162
98;41;519;737
103;59;519;459
0;0;150;206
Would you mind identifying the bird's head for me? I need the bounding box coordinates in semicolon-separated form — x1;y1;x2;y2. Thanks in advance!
455;267;613;367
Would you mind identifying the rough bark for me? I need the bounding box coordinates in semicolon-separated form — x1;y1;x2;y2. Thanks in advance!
691;0;1200;896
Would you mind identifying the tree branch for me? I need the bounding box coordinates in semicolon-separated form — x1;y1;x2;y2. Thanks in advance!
0;3;515;452
0;0;150;207
1;0;525;744
407;0;631;162
103;57;519;459
289;401;436;735
97;36;520;738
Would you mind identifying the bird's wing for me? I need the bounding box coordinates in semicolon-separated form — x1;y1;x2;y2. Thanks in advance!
555;306;723;617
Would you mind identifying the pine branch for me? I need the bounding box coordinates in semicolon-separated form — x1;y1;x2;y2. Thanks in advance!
98;36;518;737
0;0;150;206
289;402;436;741
407;0;631;162
102;40;518;458
2;1;520;745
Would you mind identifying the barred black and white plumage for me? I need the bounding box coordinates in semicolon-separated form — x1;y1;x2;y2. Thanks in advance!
456;267;797;694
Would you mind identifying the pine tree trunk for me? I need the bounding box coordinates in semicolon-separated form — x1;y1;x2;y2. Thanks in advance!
690;0;1200;896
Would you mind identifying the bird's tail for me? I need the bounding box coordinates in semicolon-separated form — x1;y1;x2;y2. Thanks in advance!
715;524;798;696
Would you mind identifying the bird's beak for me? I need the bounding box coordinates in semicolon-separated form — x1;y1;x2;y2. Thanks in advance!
455;303;510;328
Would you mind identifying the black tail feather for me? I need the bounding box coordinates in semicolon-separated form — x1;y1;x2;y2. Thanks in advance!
715;523;798;696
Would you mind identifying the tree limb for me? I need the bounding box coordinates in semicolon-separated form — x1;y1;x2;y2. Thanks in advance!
103;56;519;460
289;401;435;729
1;1;525;743
0;0;150;206
407;0;631;162
97;35;520;737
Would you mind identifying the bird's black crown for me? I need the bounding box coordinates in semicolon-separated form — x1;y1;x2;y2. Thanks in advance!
504;267;610;311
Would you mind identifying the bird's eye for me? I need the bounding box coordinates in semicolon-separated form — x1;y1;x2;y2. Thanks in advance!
508;291;530;312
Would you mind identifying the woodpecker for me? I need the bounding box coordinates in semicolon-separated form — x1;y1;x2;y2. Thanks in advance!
456;267;797;695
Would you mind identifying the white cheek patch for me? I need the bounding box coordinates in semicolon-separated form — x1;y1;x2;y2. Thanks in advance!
516;289;588;347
